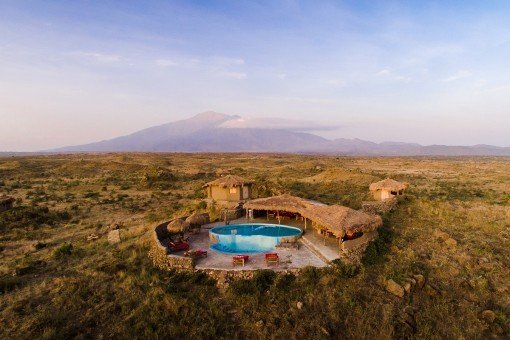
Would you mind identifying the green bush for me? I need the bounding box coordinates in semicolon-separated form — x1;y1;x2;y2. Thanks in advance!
331;260;361;278
54;243;73;259
0;206;70;232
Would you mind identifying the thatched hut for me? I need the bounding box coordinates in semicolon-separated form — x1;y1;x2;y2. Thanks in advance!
0;195;14;212
245;193;384;262
185;212;210;227
166;219;190;234
244;194;318;214
203;175;253;202
245;194;381;238
301;205;382;239
369;178;409;201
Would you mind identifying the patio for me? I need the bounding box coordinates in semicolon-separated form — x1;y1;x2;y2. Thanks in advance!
170;217;340;271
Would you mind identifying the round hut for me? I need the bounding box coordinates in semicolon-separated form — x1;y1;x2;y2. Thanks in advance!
369;178;409;201
166;219;190;234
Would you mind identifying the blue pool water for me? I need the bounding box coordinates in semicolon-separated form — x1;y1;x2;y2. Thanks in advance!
209;223;302;253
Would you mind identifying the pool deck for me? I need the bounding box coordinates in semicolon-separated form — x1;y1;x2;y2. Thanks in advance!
175;218;340;271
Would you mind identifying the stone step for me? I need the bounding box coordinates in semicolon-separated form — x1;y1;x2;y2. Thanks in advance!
299;236;332;264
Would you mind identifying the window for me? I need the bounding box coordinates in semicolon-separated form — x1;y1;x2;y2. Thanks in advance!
229;187;237;194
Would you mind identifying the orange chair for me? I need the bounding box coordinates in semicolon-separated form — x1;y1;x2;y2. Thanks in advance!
233;255;249;266
265;253;279;265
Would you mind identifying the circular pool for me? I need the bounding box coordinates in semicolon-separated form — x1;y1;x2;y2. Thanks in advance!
209;223;302;253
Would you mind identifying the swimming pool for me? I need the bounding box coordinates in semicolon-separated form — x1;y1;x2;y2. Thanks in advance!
209;223;302;253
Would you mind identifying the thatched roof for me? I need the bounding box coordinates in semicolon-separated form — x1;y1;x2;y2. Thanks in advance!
185;212;210;226
369;178;409;192
244;194;318;214
302;205;382;238
166;219;190;234
0;195;14;205
203;175;253;188
245;194;381;237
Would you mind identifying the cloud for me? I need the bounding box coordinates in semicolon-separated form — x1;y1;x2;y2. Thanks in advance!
155;59;179;67
276;73;287;80
68;51;121;63
219;117;340;131
376;69;391;76
214;71;247;79
210;57;245;66
327;78;347;87
441;70;472;82
279;96;336;104
208;56;247;79
376;69;410;81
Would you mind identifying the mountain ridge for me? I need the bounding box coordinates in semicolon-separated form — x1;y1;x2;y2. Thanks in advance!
50;111;510;156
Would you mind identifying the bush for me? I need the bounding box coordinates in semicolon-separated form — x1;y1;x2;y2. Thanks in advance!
54;243;73;259
0;206;70;232
362;227;393;265
332;260;361;278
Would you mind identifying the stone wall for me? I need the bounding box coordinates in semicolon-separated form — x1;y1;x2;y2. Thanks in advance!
340;230;378;264
148;221;195;270
361;197;398;215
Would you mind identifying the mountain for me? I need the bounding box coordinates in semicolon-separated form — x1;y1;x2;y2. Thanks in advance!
53;111;510;156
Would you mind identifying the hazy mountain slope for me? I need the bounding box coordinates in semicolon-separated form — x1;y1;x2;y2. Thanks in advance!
56;111;237;152
52;111;510;155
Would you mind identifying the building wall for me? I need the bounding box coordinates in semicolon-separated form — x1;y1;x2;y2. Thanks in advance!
373;189;395;201
207;184;252;202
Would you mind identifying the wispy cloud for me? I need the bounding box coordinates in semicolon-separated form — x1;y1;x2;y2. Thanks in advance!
327;78;347;87
208;56;247;79
219;117;340;131
441;70;472;82
279;96;336;104
155;59;179;67
68;51;121;63
214;71;247;79
376;69;410;81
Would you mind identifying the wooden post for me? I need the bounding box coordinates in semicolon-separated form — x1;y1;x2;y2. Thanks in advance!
266;210;269;221
277;210;281;224
304;218;307;230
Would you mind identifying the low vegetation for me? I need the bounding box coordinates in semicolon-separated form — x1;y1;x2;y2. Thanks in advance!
0;153;508;338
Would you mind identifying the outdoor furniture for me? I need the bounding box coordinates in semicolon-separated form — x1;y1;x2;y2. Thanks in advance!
168;241;189;253
265;253;279;265
233;255;249;266
184;249;208;258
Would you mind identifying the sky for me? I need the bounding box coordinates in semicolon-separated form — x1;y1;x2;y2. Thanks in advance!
1;0;510;151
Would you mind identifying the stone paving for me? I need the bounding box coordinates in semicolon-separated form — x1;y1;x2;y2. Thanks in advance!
178;218;338;271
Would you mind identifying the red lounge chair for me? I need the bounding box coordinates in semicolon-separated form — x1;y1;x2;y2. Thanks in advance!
168;241;189;252
194;249;208;258
233;255;249;266
265;253;279;265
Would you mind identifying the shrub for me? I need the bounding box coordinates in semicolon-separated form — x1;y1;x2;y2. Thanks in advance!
54;243;73;259
331;260;361;278
0;206;70;232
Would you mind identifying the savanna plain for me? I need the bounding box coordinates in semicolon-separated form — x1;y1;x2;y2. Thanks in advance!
0;153;508;339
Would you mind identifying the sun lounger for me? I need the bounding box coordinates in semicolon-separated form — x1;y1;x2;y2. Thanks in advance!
233;254;249;266
265;253;279;265
168;241;189;252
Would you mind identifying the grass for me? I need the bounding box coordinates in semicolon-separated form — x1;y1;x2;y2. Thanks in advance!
0;153;508;338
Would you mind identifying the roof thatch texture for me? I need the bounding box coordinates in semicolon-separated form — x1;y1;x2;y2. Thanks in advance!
185;212;210;227
302;205;382;238
245;194;381;237
166;219;190;234
244;194;317;214
369;178;409;192
203;175;253;188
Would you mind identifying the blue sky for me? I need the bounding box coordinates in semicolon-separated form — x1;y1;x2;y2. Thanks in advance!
1;0;509;150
